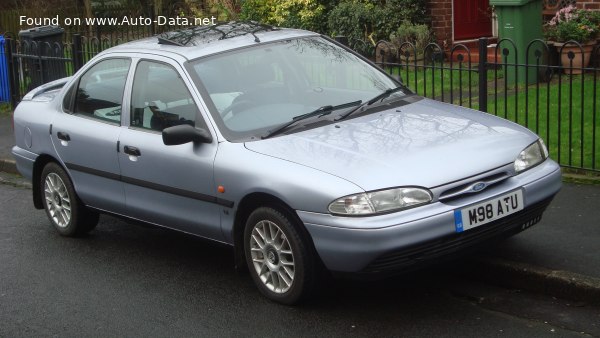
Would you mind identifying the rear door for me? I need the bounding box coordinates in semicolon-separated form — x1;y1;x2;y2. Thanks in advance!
118;57;223;240
52;58;130;213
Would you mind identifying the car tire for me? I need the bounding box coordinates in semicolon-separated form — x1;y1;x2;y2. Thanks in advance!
41;162;99;237
244;206;316;305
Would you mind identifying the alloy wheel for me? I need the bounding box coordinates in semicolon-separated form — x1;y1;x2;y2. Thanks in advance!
44;173;72;228
249;220;295;293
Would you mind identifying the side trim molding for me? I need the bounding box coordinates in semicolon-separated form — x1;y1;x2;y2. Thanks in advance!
65;162;234;208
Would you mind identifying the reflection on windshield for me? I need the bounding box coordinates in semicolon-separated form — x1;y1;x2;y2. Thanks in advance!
191;36;403;140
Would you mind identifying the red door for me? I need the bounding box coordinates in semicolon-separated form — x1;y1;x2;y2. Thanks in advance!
453;0;493;40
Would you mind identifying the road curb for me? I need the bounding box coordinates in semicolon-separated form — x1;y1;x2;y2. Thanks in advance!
464;257;600;304
0;158;18;175
561;167;600;184
562;172;600;185
0;171;32;189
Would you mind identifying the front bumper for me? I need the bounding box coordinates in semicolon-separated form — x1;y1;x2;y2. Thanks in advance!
299;159;562;273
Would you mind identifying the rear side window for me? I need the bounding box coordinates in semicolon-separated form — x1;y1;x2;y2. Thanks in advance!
130;60;198;132
70;58;131;123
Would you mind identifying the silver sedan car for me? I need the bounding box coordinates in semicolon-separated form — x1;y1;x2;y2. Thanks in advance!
12;22;561;304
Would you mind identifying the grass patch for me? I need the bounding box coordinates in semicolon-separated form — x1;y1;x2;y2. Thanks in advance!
0;102;12;117
562;167;600;184
383;63;600;172
383;64;502;108
484;74;600;170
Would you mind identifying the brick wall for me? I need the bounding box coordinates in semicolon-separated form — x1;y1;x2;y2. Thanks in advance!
576;0;600;10
426;0;598;48
427;0;453;49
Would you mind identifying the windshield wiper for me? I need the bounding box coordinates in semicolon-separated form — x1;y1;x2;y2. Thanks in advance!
335;87;405;121
261;100;362;139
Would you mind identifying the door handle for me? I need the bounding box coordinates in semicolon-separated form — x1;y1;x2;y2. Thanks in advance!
124;145;141;156
57;132;70;141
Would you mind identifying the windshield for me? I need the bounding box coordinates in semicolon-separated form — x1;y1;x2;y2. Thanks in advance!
190;36;405;141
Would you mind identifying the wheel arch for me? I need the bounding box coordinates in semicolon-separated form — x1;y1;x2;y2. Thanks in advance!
32;154;62;209
232;192;322;272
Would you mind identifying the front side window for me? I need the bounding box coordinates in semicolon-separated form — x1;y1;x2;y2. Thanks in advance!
71;58;131;123
190;36;403;141
130;61;198;132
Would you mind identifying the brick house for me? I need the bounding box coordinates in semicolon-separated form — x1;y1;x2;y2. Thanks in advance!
427;0;599;50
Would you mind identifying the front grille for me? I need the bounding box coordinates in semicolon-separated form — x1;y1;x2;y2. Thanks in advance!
360;196;554;274
438;172;510;201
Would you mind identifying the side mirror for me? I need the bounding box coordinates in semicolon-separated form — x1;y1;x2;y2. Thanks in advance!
162;125;212;146
391;73;403;84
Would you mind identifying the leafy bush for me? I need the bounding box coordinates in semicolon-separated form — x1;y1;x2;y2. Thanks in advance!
327;1;376;41
240;0;326;32
239;0;273;24
544;5;600;43
373;0;429;41
327;0;429;55
273;0;326;31
390;21;433;57
206;0;240;21
240;0;431;55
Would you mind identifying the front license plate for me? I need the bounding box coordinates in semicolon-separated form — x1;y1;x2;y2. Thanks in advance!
454;189;524;233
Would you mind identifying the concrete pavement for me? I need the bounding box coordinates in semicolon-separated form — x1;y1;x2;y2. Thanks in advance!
463;182;600;303
0;116;17;174
1;113;599;304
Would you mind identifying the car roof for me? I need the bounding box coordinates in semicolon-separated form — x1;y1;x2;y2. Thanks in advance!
103;22;318;61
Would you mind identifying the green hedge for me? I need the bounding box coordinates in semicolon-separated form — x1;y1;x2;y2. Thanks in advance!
240;0;430;46
240;0;327;32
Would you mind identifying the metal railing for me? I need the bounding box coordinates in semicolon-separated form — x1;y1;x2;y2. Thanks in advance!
374;38;600;173
1;35;127;105
1;33;598;173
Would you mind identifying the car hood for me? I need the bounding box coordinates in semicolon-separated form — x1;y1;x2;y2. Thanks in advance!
244;98;537;191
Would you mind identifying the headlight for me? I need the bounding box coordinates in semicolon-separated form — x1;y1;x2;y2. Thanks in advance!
328;187;433;216
514;139;548;173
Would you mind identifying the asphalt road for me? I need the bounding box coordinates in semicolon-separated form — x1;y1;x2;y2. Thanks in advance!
1;182;598;337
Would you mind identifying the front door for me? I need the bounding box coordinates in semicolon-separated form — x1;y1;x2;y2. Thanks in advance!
453;0;492;40
118;58;223;241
